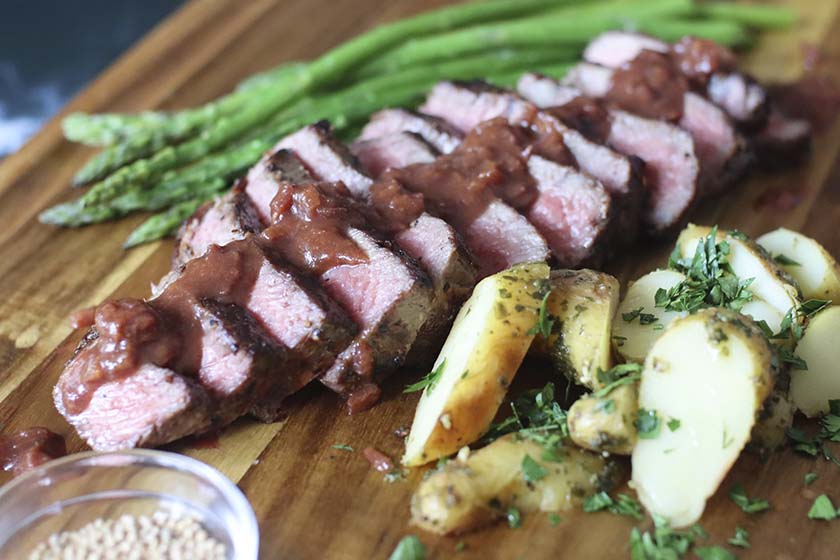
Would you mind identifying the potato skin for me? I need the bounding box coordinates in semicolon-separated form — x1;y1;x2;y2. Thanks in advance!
411;435;618;535
402;262;550;467
568;383;638;455
540;269;620;389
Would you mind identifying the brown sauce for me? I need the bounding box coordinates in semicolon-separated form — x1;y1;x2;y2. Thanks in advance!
607;50;688;121
368;177;426;234
544;98;611;143
65;181;373;416
383;118;539;227
265;181;369;274
672;36;737;86
68;306;96;330
362;447;393;472
0;428;66;477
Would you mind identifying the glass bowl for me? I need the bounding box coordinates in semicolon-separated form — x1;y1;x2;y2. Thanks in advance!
0;449;258;559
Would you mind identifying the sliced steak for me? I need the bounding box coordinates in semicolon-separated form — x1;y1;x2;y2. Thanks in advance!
54;332;213;451
359;108;463;154
172;184;262;271
350;132;438;178
530;68;698;233
421;79;642;244
583;31;769;130
263;180;434;411
565;62;746;194
753;109;811;166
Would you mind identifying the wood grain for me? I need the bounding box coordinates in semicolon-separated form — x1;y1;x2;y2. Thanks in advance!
1;1;840;558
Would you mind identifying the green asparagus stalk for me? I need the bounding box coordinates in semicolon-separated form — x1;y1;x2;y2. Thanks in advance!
359;0;692;75
698;2;798;29
123;199;204;248
634;18;750;46
72;131;170;185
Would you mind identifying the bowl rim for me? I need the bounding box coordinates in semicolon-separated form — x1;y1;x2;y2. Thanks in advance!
0;448;259;559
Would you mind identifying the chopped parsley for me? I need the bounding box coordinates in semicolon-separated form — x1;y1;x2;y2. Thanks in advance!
384;468;407;483
807;494;838;520
667;418;681;432
507;507;522;528
596;398;617;414
454;541;466;553
804;472;819;486
527;290;555;338
729;484;770;513
635;408;661;439
521;454;547;483
548;513;562;526
657;226;754;314
728;526;750;548
623;307;659;325
773;253;801;266
403;359;447;393
583;492;643;520
389;535;426;560
593;363;643;399
722;428;735;449
331;444;354;452
481;383;569;454
694;546;736;560
629;515;707;560
787;399;840;465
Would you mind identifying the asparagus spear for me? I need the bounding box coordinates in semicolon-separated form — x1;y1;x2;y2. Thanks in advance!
634;18;751;46
698;2;797;29
123;198;204;248
359;0;692;74
72;131;170;185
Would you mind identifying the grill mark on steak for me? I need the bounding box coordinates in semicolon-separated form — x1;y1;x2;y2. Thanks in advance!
359;108;463;154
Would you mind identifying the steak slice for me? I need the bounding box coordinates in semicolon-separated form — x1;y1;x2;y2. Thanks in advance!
172;184;262;270
359;108;463;154
421;80;642;245
564;62;746;194
753;109;811;166
54;332;213;451
262;180;434;411
524;70;699;233
350;132;438;178
583;31;769;130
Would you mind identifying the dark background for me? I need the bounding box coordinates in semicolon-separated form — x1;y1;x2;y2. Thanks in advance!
0;0;183;157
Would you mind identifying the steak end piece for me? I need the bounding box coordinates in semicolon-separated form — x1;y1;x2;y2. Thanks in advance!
54;333;213;451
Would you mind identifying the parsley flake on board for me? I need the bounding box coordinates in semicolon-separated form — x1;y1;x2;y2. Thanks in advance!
583;491;643;520
389;536;426;560
804;472;819;486
481;383;569;455
331;444;354;452
404;359;447;393
657;226;754;314
454;541;466;553
773;253;801;266
629;516;708;560
728;526;750;548
808;494;838;520
667;418;681;432
521;454;547;483
548;513;562;526
635;409;661;439
527;290;555;338
694;546;737;560
729;484;770;513
787;399;840;465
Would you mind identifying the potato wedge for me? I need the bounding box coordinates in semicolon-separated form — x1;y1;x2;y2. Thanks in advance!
539;269;620;388
402;262;550;467
631;308;774;527
612;270;687;364
411;434;617;534
757;228;840;301
676;224;800;317
568;383;638;455
790;306;840;416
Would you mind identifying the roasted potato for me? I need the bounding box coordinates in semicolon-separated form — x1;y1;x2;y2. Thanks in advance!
676;224;800;317
631;308;774;527
757;228;840;301
568;383;638;455
612;269;687;364
750;388;796;453
539;269;620;388
410;434;618;535
402;262;550;467
790;306;840;416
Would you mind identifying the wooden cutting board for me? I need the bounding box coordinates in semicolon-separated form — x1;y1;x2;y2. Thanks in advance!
2;0;840;558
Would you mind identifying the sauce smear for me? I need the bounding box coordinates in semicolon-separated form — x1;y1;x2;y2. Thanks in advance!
0;428;66;477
